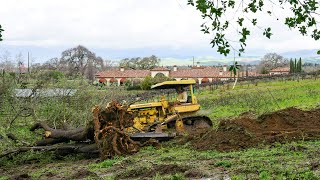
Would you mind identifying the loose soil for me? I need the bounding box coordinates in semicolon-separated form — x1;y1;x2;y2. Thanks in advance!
185;107;320;151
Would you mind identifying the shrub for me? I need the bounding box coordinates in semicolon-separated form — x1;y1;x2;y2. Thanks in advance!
38;70;65;83
140;76;152;90
126;85;141;90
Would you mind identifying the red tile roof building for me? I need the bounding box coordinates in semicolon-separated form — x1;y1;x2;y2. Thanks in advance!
269;67;290;75
96;66;259;86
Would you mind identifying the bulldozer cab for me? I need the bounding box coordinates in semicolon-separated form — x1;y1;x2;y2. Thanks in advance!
151;79;198;104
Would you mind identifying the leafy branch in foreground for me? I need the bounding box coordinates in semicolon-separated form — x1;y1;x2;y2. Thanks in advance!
0;24;4;41
187;0;320;56
229;61;240;77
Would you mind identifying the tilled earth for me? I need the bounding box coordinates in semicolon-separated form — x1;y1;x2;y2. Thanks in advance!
184;107;320;151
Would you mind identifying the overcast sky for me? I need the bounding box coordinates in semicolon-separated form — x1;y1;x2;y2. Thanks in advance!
0;0;319;63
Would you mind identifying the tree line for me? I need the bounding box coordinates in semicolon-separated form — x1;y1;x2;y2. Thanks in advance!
0;45;161;83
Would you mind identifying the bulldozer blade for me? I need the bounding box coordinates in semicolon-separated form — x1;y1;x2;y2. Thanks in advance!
129;132;176;138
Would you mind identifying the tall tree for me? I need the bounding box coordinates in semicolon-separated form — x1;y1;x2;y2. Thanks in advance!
60;45;104;80
139;55;161;69
297;57;302;73
289;59;294;73
294;58;297;73
187;0;320;56
119;55;161;70
258;53;288;73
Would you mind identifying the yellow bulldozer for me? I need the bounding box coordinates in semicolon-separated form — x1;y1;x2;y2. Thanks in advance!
125;79;212;140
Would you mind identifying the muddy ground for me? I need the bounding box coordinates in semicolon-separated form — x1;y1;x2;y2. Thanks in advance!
184;107;320;151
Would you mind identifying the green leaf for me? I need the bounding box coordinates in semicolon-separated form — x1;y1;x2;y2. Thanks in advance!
252;19;257;26
317;50;320;55
187;0;194;6
228;0;235;8
263;27;272;39
237;18;244;26
229;66;233;71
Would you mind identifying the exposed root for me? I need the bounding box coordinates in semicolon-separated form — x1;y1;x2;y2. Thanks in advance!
93;102;159;159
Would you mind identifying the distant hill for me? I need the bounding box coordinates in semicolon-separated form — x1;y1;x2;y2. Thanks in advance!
161;56;262;66
280;49;320;64
161;49;320;66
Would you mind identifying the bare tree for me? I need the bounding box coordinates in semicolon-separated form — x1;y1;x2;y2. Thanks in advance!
59;45;104;80
15;53;24;65
60;45;93;76
39;46;109;81
0;51;15;72
258;53;289;73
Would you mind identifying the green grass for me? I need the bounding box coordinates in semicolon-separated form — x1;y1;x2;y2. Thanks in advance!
198;78;320;122
89;156;123;170
99;140;320;179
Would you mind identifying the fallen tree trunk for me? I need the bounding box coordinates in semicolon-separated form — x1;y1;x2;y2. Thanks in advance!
31;122;94;143
34;138;69;146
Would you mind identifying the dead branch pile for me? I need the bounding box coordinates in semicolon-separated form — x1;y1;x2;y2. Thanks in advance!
1;101;159;159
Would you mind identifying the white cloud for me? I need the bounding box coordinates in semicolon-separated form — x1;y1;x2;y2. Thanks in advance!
0;0;209;48
0;0;318;55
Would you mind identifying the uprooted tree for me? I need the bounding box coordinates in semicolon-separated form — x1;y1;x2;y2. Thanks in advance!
0;101;158;159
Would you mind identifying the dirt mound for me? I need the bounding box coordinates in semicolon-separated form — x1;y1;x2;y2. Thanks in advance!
186;107;320;151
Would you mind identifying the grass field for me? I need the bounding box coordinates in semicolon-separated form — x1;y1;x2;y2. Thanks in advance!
1;78;320;179
198;79;320;126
